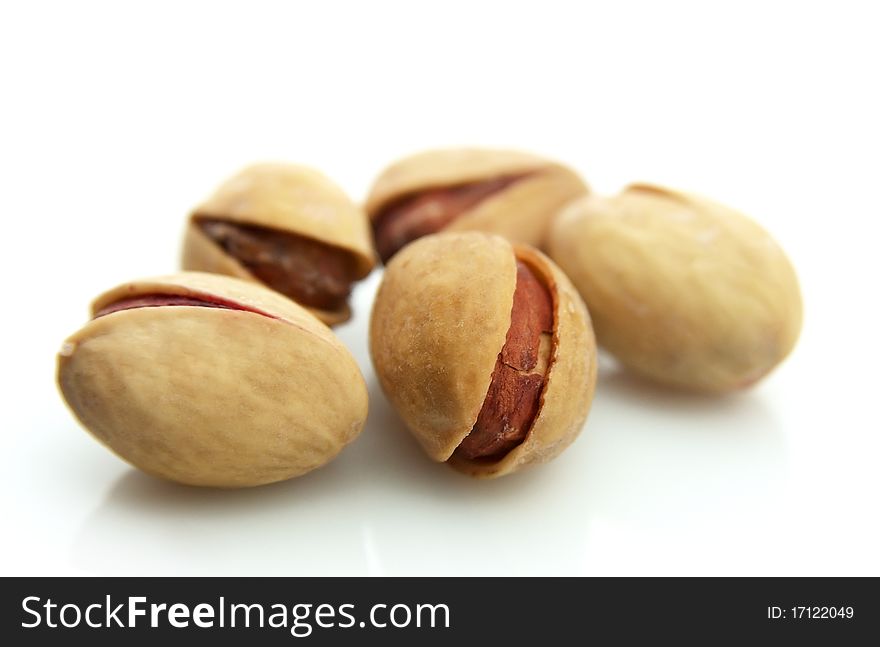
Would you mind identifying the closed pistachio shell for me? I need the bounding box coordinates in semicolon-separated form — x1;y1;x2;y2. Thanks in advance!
57;272;368;487
369;232;597;478
366;148;588;262
547;184;803;392
183;163;376;325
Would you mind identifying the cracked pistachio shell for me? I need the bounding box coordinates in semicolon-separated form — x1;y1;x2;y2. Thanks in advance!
547;184;803;392
365;148;589;249
369;232;597;478
57;272;368;488
182;163;376;325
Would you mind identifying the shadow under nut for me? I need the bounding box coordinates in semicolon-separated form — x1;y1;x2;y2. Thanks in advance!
371;173;531;263
197;218;360;311
454;260;553;461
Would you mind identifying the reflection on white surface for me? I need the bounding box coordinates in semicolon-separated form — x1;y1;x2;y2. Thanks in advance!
72;463;369;576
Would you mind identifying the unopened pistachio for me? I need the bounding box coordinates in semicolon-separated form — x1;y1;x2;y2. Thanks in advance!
547;184;803;392
365;149;588;262
369;232;597;478
57;272;369;487
182;163;376;325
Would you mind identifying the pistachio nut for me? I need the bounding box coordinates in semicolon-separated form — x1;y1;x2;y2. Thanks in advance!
57;272;369;487
369;232;597;478
365;148;588;263
547;184;803;392
182;163;376;325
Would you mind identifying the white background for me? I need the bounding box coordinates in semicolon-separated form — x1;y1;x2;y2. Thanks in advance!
1;0;878;576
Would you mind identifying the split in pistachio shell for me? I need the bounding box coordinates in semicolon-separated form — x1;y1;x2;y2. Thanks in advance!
369;232;597;478
547;184;803;393
365;148;589;263
57;272;369;488
182;163;376;325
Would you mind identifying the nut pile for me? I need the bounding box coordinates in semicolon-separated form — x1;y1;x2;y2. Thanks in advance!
57;149;802;487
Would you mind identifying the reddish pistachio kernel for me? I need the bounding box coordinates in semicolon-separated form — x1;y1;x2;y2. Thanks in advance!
373;173;531;263
197;218;359;311
455;260;554;461
94;293;279;321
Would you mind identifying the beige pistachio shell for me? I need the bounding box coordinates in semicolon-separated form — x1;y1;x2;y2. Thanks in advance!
371;233;516;461
191;163;375;275
57;272;368;488
369;232;597;478
365;148;589;248
547;184;803;392
183;163;376;324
